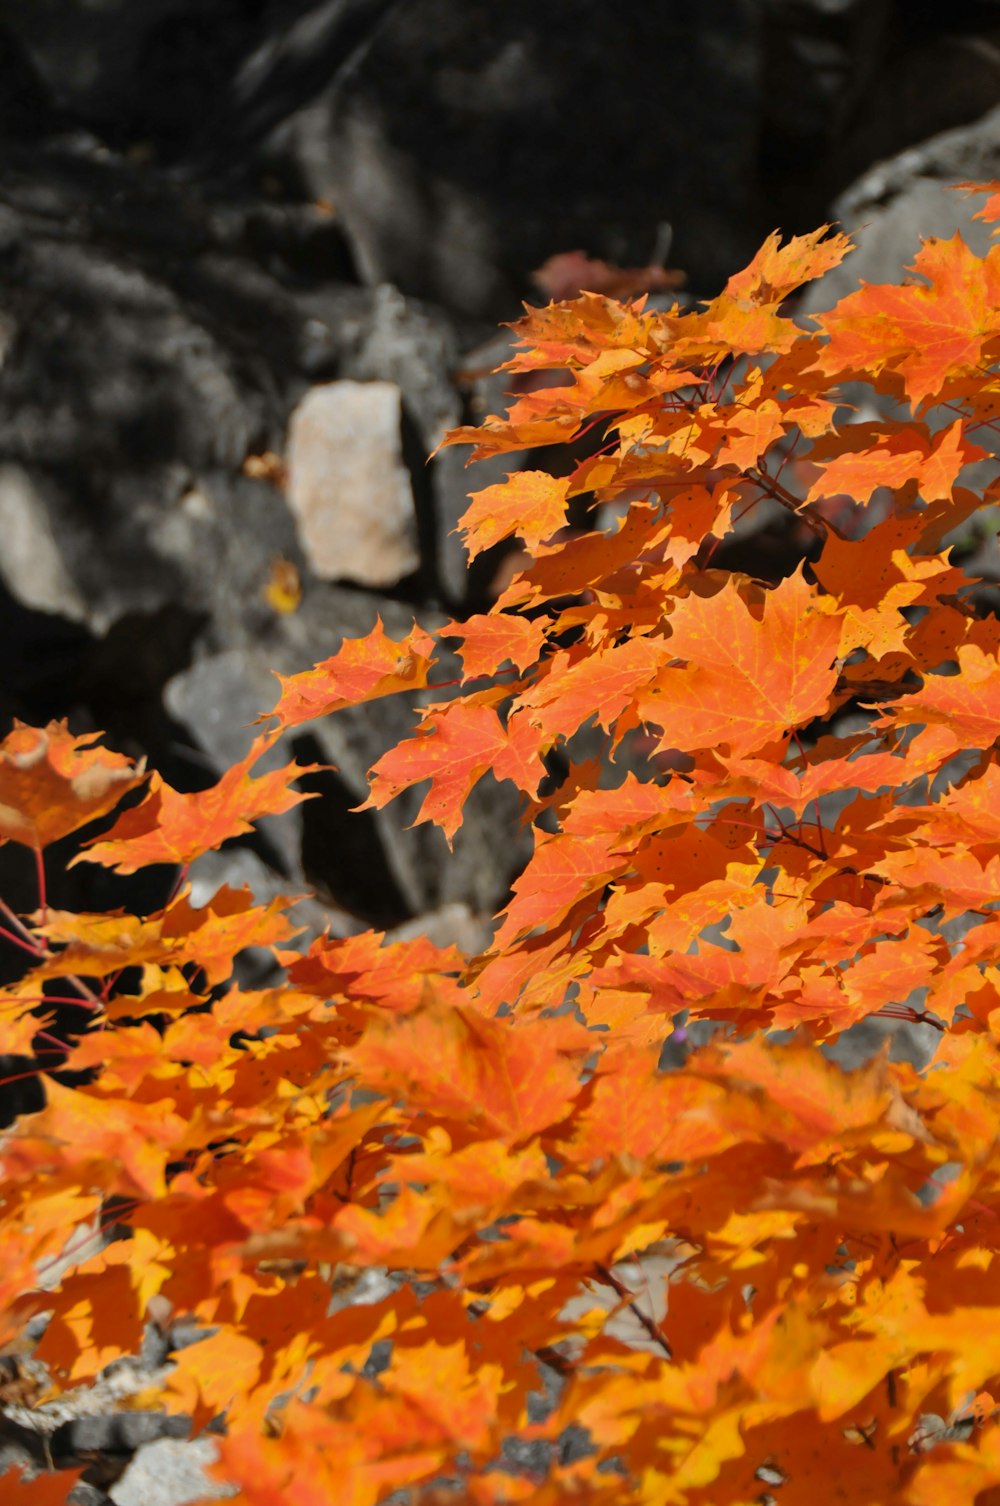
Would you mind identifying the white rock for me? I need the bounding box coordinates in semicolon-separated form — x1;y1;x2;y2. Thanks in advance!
285;380;419;588
110;1437;237;1506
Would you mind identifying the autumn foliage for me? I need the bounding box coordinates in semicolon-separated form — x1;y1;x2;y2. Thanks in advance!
6;189;1000;1503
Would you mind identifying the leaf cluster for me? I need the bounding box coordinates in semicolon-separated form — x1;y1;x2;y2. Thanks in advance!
4;193;1000;1503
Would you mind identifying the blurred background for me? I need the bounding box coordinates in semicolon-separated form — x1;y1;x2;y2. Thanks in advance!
1;0;999;952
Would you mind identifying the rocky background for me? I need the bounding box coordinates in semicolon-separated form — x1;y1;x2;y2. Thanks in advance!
0;5;999;1498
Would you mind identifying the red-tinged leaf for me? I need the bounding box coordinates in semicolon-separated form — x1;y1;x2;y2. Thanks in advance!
76;735;316;873
493;500;670;611
497;292;663;372
216;1391;456;1506
810;231;1000;407
568;1047;718;1165
636;568;842;758
711;394;788;471
674;228;853;360
516;635;667;741
492;831;628;948
873;845;1000;917
532;249;686;302
0;989;54;1055
383;1340;502;1451
805;418;988;505
36;1263;144;1383
447;612;547;680
559;771;702;837
286;927;465;1007
842;930;942;1017
11;1076;186;1199
2;1470;87;1502
390;1136;550;1215
266;618;437;731
344;1001;585;1142
693;1034;895;1155
333;1183;466;1269
884;642;1000;754
714;742;910;820
363;700;545;844
958;179;1000;222
68;1019;190;1090
0;720;145;849
921;760;1000;851
459;470;571;560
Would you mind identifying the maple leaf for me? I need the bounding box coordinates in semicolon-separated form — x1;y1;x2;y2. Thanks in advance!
2;1472;89;1503
492;830;630;948
75;735;317;873
0;720;145;849
805;417;988;505
516;635;667;743
446;612;547;680
810;231;1000;408
382;1340;503;1451
635;568;842;758
532;247;686;302
164;1326;264;1431
285;927;465;1012
883;643;1000;757
459;470;572;561
362;700;545;844
724;225;855;305
344;1001;585;1142
266;618;437;732
669;227;854;361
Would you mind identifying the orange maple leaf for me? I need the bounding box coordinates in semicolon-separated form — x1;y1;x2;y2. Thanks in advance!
459;470;572;561
75;735;317;873
811;231;1000;407
636;568;842;758
0;720;145;849
266;618;437;732
363;700;545;844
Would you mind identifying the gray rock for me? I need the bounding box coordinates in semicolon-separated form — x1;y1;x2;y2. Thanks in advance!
836;28;1000;193
0;145;337;641
0;1424;41;1478
52;1411;190;1464
340;284;462;454
285;381;420;588
110;1437;236;1506
318;0;764;316
163;650;285;774
69;1485;115;1506
833;99;1000;233
386;903;493;956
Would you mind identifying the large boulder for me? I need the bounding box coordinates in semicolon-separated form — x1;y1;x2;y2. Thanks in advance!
798;108;1000;325
312;0;765;315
